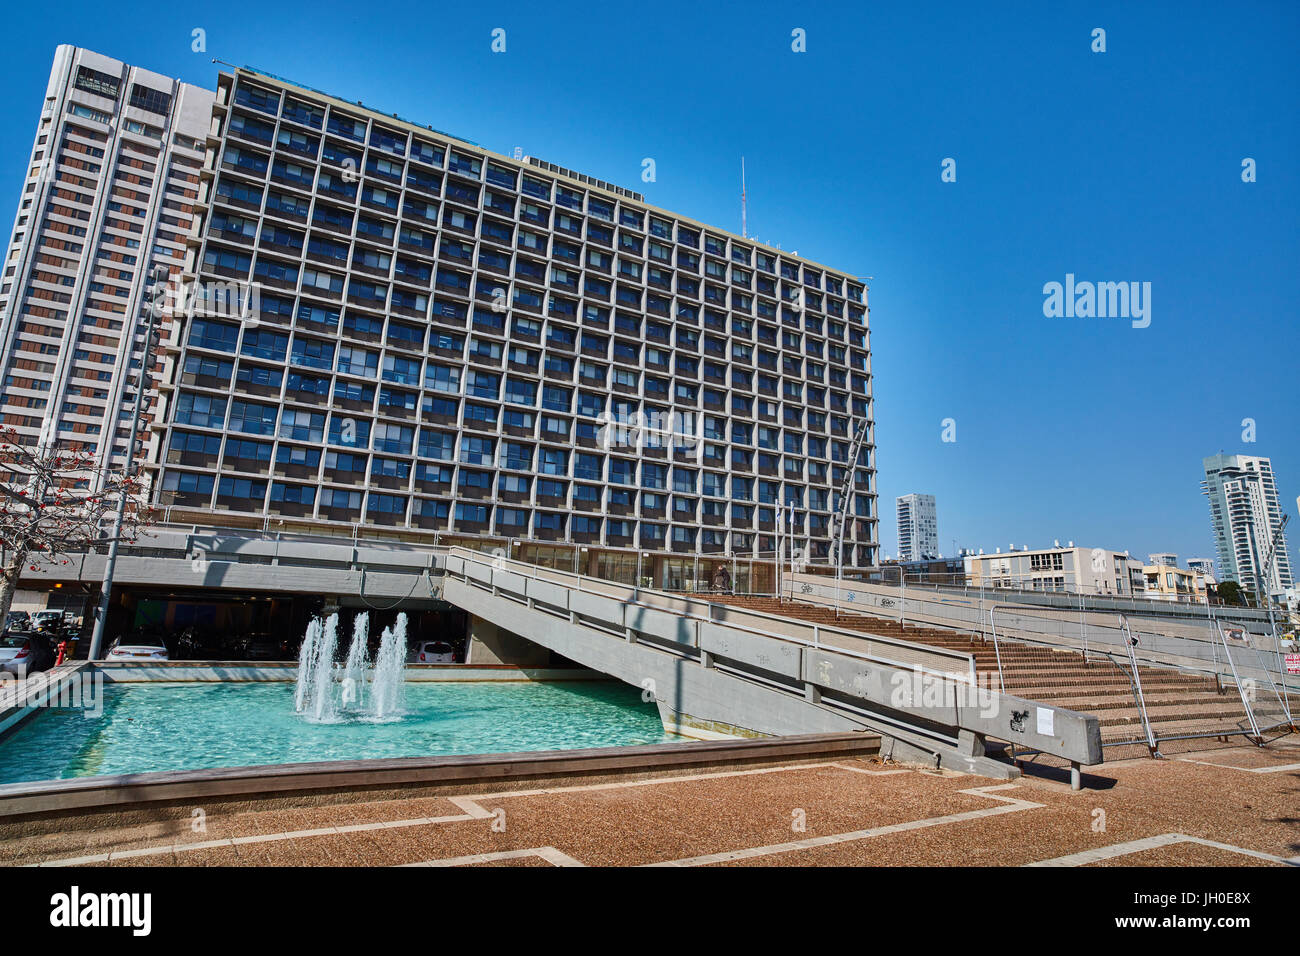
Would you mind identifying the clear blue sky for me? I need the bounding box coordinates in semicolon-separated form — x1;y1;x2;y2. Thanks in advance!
2;0;1295;569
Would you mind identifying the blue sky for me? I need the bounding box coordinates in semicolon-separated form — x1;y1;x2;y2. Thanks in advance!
1;0;1295;569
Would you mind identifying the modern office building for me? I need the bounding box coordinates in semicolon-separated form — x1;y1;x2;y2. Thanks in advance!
1148;552;1177;568
136;63;876;591
1202;454;1293;597
895;493;936;562
0;46;213;479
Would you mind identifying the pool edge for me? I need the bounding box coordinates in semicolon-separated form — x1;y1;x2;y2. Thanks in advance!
0;732;880;819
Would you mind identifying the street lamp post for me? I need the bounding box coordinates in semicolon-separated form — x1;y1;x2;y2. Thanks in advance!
87;266;167;660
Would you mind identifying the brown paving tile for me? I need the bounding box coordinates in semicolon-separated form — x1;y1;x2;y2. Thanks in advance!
109;850;179;867
170;844;244;866
229;833;352;867
6;738;1298;868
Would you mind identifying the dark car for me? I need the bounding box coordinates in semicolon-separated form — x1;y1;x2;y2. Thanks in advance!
245;632;291;660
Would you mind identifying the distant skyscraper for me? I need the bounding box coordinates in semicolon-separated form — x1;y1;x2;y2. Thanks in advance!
0;45;213;480
1186;557;1215;580
896;493;937;561
1201;454;1293;595
1148;552;1178;568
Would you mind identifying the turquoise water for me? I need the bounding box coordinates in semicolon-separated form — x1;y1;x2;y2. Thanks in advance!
0;680;681;785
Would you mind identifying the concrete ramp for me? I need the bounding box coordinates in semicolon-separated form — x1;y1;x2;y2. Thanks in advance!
441;549;1104;783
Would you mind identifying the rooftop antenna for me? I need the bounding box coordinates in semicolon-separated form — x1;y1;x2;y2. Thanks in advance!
741;157;748;239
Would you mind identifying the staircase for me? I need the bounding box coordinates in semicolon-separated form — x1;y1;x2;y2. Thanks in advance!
714;595;1277;757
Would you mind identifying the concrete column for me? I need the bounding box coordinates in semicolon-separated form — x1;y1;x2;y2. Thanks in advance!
465;614;550;666
957;728;986;757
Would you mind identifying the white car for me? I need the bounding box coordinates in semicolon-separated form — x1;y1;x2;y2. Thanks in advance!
0;635;47;676
409;640;455;664
105;642;170;662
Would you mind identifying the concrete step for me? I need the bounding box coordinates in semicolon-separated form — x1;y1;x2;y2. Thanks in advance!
714;595;1275;753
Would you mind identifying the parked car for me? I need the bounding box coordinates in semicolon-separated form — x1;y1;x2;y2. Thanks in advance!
245;632;291;660
0;633;56;676
174;626;239;659
105;641;170;662
2;611;32;636
32;610;66;633
409;640;455;664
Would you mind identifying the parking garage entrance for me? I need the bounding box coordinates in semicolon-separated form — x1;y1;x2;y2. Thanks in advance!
92;586;467;662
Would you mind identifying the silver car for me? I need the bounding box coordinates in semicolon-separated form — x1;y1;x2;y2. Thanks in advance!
0;635;44;676
105;641;170;662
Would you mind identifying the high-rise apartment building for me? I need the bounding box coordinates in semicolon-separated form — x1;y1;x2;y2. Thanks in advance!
133;64;877;590
1202;453;1293;596
0;46;212;480
895;493;937;562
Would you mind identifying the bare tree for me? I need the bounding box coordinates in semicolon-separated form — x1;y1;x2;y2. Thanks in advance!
0;427;155;624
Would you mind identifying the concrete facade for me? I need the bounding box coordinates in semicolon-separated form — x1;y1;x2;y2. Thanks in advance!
0;46;213;480
144;63;878;584
963;546;1144;596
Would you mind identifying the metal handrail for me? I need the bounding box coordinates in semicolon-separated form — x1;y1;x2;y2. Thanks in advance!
445;546;976;685
1120;615;1159;755
880;584;1293;692
1218;621;1262;742
987;608;1007;695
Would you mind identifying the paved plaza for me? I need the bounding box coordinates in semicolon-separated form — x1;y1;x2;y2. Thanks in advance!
5;737;1296;868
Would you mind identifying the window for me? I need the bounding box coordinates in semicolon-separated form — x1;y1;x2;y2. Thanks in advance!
190;319;239;353
241;329;288;361
175;393;227;429
224;438;272;462
271;483;316;506
279;409;325;442
291;337;334;370
217;477;266;501
460;435;495;466
128;83;172;114
373;423;413;454
426;364;461;394
504;378;537;406
75;67;120;99
418;430;456;460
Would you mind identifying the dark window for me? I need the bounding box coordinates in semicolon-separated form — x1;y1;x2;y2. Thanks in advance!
129;84;173;115
75;67;120;99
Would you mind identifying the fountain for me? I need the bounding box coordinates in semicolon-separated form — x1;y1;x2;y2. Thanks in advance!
341;612;371;711
293;617;322;713
293;612;409;722
370;614;407;720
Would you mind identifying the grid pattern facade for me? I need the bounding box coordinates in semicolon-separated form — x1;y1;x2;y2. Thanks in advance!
153;68;878;569
0;46;211;480
896;493;937;562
